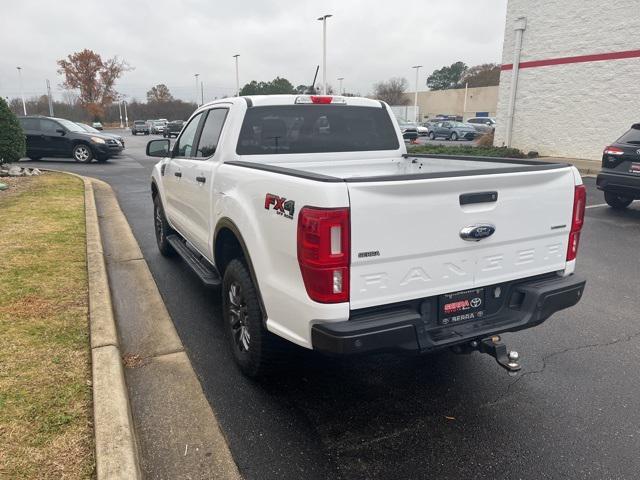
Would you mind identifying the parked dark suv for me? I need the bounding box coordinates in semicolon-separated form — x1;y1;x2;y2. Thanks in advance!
163;120;184;138
596;123;640;209
18;116;123;163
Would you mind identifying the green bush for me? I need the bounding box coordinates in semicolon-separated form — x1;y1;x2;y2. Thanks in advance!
408;143;534;159
0;98;26;164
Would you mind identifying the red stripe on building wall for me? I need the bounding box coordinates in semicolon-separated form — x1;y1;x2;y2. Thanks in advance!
501;49;640;71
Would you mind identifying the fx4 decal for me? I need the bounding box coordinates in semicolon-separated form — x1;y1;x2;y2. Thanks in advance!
264;193;295;220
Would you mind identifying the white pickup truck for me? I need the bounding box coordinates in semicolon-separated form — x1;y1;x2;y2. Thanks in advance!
147;94;586;378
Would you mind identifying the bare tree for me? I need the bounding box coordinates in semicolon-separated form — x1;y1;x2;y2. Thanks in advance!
57;49;132;119
373;77;409;105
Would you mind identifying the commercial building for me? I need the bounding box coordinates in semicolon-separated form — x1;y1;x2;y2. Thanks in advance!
401;86;498;121
494;0;640;160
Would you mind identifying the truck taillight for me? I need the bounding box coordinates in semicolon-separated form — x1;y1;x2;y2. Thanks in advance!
567;184;586;261
297;207;350;303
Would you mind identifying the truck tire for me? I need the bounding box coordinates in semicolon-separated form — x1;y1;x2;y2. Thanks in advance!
153;196;175;256
73;144;93;163
222;259;285;378
604;191;633;209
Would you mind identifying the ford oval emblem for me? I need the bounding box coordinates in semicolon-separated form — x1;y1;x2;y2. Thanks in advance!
460;224;496;241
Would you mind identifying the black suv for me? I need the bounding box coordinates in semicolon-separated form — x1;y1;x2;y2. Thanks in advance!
597;123;640;209
18;116;123;163
163;120;184;138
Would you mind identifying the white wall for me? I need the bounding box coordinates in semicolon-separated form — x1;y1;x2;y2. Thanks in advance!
495;0;640;159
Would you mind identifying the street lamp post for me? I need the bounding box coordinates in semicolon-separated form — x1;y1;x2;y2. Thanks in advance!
233;54;240;96
194;73;200;106
317;14;332;95
338;77;344;95
411;65;422;124
123;101;129;130
16;66;26;115
118;101;123;129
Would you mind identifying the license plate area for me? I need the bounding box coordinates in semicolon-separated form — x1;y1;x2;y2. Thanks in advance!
438;288;486;326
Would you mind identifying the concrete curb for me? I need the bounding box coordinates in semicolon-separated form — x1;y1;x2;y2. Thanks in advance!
90;178;242;480
83;177;142;480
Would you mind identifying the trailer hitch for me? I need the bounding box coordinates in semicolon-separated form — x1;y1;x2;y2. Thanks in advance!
472;336;521;375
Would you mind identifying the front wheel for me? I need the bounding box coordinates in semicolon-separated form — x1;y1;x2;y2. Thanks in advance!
429;132;435;140
73;144;93;163
451;132;458;141
604;191;633;209
222;259;286;378
153;196;175;256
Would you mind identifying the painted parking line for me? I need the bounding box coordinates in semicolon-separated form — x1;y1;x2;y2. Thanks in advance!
586;203;608;209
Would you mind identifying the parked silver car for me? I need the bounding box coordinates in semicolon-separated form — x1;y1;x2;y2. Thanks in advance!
428;121;478;141
467;117;496;134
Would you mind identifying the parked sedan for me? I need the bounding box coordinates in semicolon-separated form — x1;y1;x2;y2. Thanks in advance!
467;117;496;134
76;123;125;149
397;121;418;141
92;122;103;130
596;123;640;209
150;120;166;134
428;121;477;141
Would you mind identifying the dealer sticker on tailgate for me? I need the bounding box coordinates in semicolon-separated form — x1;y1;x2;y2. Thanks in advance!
439;288;485;325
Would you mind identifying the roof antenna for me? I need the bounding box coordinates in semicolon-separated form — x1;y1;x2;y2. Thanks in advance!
309;65;320;94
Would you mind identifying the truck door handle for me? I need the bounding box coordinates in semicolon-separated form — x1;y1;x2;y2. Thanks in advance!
196;176;206;184
174;171;182;178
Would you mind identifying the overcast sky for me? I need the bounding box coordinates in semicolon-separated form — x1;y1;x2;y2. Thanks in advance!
0;0;507;103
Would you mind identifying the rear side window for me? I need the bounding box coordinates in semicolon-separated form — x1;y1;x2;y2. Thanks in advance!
19;118;39;130
196;108;228;157
617;127;640;145
40;119;60;133
236;105;399;155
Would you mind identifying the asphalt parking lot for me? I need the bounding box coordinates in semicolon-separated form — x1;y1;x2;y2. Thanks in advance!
24;131;640;479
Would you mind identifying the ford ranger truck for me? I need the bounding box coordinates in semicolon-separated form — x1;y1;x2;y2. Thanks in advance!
147;95;587;378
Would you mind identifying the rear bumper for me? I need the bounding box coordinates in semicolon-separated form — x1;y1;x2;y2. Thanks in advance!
311;274;586;355
596;171;640;198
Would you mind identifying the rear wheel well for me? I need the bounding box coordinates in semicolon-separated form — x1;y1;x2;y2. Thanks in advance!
215;228;245;275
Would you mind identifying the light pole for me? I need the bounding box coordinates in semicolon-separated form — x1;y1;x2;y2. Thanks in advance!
16;66;26;115
337;77;344;95
233;54;240;96
118;101;123;128
411;65;422;123
317;14;332;95
194;73;200;106
123;101;129;130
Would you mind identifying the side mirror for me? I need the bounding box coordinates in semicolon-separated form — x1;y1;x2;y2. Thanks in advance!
56;128;66;135
147;139;171;157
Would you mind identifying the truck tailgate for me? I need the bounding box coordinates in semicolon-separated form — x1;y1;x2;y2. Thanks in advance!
348;167;576;309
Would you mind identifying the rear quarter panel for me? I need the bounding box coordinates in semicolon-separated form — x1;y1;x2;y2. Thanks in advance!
214;164;350;348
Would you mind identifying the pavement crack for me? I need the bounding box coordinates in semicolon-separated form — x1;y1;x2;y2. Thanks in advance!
488;329;640;406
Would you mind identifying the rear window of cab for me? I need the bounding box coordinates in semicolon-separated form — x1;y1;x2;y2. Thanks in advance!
236;105;400;155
